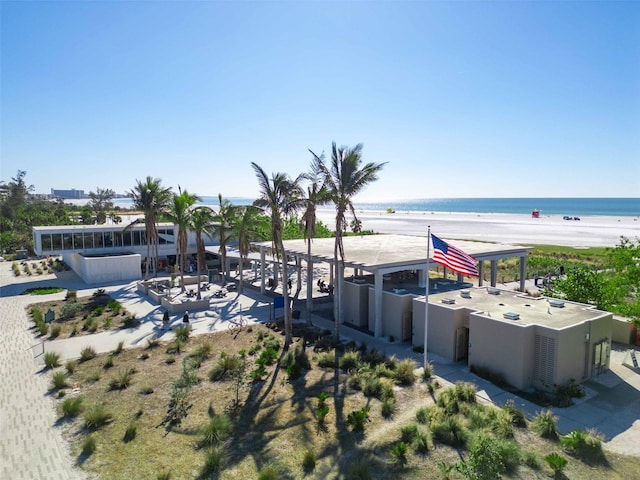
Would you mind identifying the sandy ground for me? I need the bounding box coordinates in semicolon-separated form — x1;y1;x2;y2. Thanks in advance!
315;209;640;248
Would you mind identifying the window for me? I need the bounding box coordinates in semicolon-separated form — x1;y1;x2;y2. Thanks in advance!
93;232;104;248
42;234;52;251
73;233;84;250
52;234;62;251
63;233;72;250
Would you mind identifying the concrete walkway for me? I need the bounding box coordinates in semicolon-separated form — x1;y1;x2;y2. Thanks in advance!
1;263;639;480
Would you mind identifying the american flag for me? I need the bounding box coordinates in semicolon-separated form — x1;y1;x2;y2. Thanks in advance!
431;234;479;277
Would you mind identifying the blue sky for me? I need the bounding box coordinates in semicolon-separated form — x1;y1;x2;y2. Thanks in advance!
2;1;639;200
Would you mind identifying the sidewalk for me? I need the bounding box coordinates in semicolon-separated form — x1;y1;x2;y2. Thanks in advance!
1;262;638;480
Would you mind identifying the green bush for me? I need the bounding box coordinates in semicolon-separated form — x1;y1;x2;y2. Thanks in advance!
44;352;61;370
81;435;96;456
92;306;105;316
390;442;408;465
123;424;137;442
400;423;419;443
201;445;226;476
113;341;124;355
52;370;68;389
503;399;527;428
209;354;244;381
103;317;113;329
431;417;469;447
60;302;82;320
37;321;49;336
65;360;78;375
175;325;190;342
317;351;337;369
413;430;431;455
31;306;44;323
492;409;515;439
346;405;371;431
495;438;522;474
257;463;279;480
561;429;604;462
415;407;429;424
121;315;138;328
84;405;113;430
198;414;232;448
249;365;268;382
363;375;383;399
422;361;434;380
339;350;360;372
263;335;280;351
256;347;278;366
103;355;114;369
79;346;97;362
393;359;417;386
50;324;62;338
65;289;78;301
61;396;83;418
108;367;135;390
532;410;558;439
108;300;122;314
459;434;505;480
302;448;316;473
544;452;568;476
381;398;396;419
346;457;371;479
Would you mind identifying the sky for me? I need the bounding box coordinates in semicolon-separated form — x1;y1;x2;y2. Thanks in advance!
1;1;639;201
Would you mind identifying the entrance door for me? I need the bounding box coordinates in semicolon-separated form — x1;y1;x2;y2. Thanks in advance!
456;327;469;361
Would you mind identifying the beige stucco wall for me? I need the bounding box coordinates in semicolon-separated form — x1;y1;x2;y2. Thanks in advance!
368;289;414;340
412;299;467;361
612;316;633;344
64;252;142;285
469;314;536;391
344;281;369;327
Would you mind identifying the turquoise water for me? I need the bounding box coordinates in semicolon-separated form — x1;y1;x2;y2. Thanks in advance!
115;197;640;217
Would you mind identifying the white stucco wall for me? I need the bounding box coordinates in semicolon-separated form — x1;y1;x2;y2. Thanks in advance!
64;252;142;284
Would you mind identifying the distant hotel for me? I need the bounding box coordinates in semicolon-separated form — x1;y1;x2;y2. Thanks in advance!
51;188;85;199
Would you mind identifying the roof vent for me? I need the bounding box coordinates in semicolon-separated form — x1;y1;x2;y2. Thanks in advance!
460;290;471;298
487;287;500;295
441;298;456;305
503;311;520;320
549;299;565;308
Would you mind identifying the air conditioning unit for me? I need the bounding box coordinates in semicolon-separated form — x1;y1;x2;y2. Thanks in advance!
549;299;565;308
487;287;500;295
441;298;456;305
503;311;520;320
460;290;471;298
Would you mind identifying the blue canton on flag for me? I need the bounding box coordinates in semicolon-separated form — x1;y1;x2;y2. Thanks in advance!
431;234;479;277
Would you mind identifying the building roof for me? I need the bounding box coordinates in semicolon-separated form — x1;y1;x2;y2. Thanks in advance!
424;287;609;329
252;234;531;273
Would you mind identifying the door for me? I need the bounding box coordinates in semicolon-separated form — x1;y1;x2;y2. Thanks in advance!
456;327;469;361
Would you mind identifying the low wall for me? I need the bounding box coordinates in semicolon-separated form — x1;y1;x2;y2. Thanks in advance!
612;316;633;345
64;252;142;285
179;275;208;286
161;296;210;314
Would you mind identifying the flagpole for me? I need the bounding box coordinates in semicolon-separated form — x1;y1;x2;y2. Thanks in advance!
424;226;431;370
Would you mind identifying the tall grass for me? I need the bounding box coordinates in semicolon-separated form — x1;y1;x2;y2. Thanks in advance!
44;352;61;370
532;410;558;439
84;405;113;430
60;396;84;418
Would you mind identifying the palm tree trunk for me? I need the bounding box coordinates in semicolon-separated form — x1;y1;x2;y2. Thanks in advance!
306;242;313;325
279;239;292;347
238;256;244;293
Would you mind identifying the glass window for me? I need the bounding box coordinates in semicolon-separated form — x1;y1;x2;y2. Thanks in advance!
104;232;114;248
94;232;104;248
113;231;123;248
63;233;73;250
73;233;84;250
123;230;131;247
52;234;62;251
132;231;142;246
42;234;52;251
84;232;94;249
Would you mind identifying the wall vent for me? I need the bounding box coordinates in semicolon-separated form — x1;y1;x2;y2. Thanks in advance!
441;298;456;305
460;290;471;298
549;299;565;308
503;311;520;320
487;287;500;295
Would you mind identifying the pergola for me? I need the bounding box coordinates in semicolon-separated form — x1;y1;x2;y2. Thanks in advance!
249;234;532;338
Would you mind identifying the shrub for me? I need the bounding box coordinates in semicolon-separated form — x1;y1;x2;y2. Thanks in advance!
165;355;176;365
544;452;568;476
61;396;83;418
256;347;278;366
165;340;183;354
80;346;97;362
257;463;279;480
121;315;138;328
92;288;106;298
84;405;113;430
198;414;232;448
393;359;417;386
532;410;558;439
431;417;468;447
460;434;505;480
302;448;316;473
83;316;96;332
315;405;330;424
346;457;371;479
346;405;371;431
113;341;124;355
65;360;78;375
280;344;310;379
317;351;337;369
175;325;190;342
108;300;122;314
209;354;244;381
400;423;419;443
60;302;82;320
52;371;68;389
422;361;434;380
123;424;137;442
561;429;604;461
414;430;431;455
44;352;61;370
103;355;114;369
140;385;154;395
65;289;78;301
495;438;521;474
189;342;212;363
92;306;104;316
201;445;226;476
363;375;383;399
339;350;360;372
381;398;396;419
50;324;62;339
157;473;171;480
81;435;96;456
145;338;159;350
492;409;515;439
503;399;527;427
390;442;408;465
263;335;280;351
415;407;429;424
103;317;113;329
249;365;268;382
108;367;135;390
37;321;49;336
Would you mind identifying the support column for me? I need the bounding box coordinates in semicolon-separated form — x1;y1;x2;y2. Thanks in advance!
418;269;426;288
519;255;527;292
374;271;383;338
478;261;484;287
329;263;334;286
457;273;463;282
296;255;302;291
306;256;314;316
260;249;266;294
490;260;498;287
443;267;448;279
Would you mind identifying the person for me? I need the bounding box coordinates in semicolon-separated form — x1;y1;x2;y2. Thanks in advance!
287;279;292;290
534;273;539;287
162;310;169;330
183;310;189;325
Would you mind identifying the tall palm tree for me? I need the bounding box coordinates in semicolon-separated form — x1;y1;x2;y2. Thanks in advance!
302;154;332;324
166;188;201;293
128;177;172;280
310;142;386;338
252;162;303;347
191;206;216;299
234;205;268;294
211;194;238;286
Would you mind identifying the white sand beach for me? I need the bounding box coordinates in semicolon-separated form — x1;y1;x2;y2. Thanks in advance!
316;209;640;248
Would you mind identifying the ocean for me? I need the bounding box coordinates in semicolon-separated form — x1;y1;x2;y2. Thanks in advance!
114;197;640;217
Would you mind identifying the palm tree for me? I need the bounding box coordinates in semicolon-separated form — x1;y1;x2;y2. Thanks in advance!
234;205;268;294
128;177;172;280
166;188;201;293
211;194;238;286
252;162;303;347
191;206;216;299
302;155;332;324
310;142;386;339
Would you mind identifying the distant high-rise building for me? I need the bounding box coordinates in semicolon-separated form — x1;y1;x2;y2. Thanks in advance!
51;188;85;199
